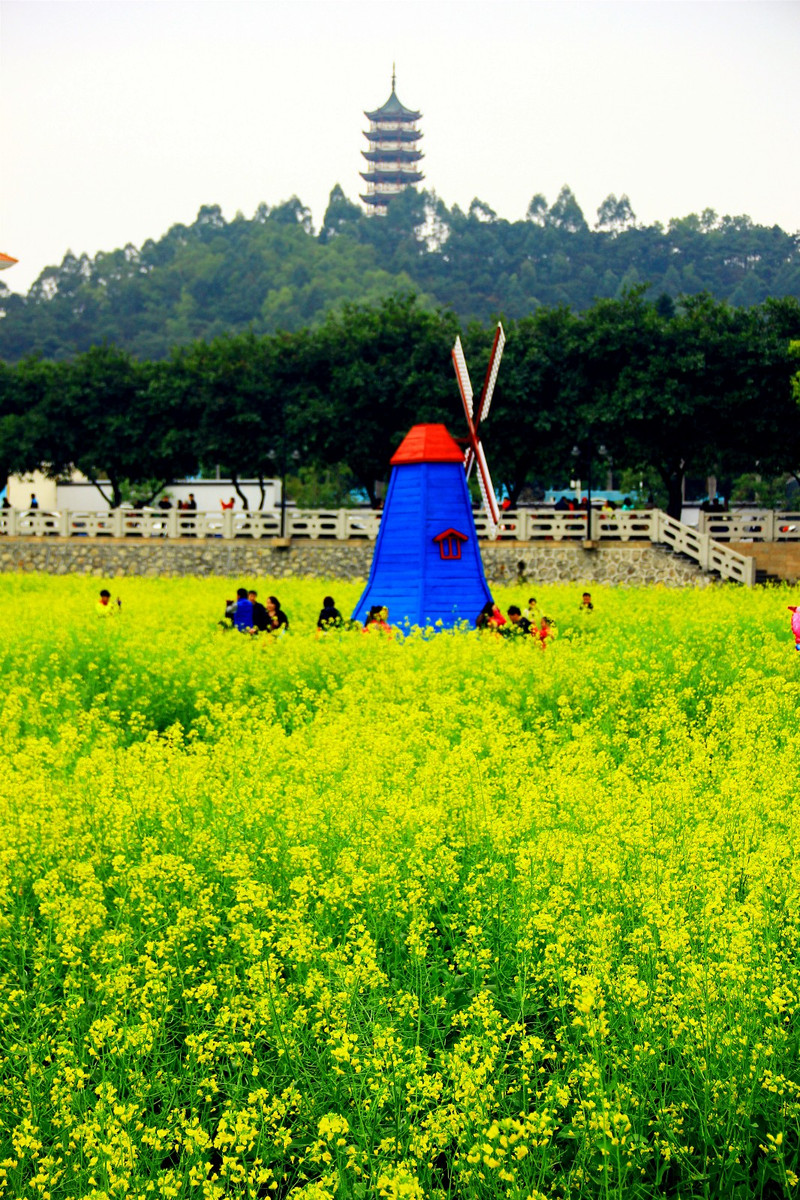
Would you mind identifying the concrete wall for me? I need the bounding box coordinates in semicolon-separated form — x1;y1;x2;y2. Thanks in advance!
729;542;800;584
0;538;712;587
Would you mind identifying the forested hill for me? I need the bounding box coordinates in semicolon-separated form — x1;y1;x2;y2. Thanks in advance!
1;184;798;362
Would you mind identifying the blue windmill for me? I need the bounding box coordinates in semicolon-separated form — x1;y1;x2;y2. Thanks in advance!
352;325;505;630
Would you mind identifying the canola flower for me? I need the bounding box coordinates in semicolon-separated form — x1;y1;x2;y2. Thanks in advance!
1;574;799;1199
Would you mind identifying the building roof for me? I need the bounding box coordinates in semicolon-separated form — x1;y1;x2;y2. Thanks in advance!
391;424;466;466
360;169;424;185
361;148;423;164
365;88;421;123
363;128;422;144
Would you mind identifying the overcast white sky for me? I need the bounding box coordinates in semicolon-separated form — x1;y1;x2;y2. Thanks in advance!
2;0;799;295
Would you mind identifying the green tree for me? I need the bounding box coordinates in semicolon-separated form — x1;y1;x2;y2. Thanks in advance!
171;332;288;509
304;294;458;504
486;306;585;503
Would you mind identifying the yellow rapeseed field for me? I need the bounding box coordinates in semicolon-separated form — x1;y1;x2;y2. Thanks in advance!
1;575;800;1200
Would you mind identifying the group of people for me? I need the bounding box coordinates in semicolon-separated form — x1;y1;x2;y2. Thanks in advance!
223;592;396;637
221;588;599;642
552;496;638;513
224;589;290;634
157;494;197;511
476;591;594;646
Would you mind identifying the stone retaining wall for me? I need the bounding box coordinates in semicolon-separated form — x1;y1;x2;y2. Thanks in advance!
0;538;713;586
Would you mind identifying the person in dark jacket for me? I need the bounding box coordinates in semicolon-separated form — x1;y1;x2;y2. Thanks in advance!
506;605;532;635
317;595;343;631
248;590;269;632
265;595;289;633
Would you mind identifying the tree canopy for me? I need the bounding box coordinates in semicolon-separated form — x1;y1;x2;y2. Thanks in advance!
2;291;798;517
1;187;798;362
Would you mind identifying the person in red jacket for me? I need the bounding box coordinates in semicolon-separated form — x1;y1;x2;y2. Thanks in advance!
475;600;506;632
537;615;555;648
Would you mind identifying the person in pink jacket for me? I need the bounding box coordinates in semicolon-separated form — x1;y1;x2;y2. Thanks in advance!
789;606;800;652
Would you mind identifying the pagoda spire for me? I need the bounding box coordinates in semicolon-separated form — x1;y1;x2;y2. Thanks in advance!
360;70;424;216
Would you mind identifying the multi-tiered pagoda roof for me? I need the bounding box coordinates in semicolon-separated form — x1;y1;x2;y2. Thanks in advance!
360;72;424;215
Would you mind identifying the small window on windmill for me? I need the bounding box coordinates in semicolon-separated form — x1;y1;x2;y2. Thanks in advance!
433;528;468;561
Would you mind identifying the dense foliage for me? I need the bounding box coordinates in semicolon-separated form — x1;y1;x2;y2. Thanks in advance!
1;186;798;361
2;577;800;1199
2;291;799;515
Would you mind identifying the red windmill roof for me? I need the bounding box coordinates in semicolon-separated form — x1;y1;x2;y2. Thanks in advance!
391;424;465;466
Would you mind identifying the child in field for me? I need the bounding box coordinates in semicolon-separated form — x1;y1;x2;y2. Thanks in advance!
96;589;120;616
789;605;800;651
537;615;556;648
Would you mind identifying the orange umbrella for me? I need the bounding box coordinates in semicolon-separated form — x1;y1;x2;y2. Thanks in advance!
0;253;18;270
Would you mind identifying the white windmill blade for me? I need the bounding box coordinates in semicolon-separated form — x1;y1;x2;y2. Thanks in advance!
474;438;501;530
463;445;475;479
452;336;474;419
477;323;506;425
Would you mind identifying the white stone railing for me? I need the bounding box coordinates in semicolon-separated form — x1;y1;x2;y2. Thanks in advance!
697;511;800;542
0;505;772;584
0;507;385;541
652;511;756;585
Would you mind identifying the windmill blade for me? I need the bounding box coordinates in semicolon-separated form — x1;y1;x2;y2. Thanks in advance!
463;445;475;479
476;323;505;425
452;336;474;419
474;438;501;530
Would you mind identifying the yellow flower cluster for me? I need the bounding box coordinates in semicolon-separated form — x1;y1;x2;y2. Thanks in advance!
1;575;799;1198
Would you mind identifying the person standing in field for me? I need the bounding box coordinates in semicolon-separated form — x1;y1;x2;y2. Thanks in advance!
506;606;532;635
537;615;556;648
225;588;253;632
475;600;506;631
248;590;269;633
579;592;594;612
524;597;540;622
317;596;343;631
789;605;800;651
363;605;393;635
265;595;289;634
96;589;120;616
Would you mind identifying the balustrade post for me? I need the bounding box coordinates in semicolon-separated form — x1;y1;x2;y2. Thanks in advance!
166;510;178;539
222;510;233;540
743;555;757;585
7;508;18;537
58;510;69;537
111;509;124;538
697;532;711;571
336;510;347;539
764;511;775;542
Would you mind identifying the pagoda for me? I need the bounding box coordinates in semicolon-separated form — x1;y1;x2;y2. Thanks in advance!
360;69;424;215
